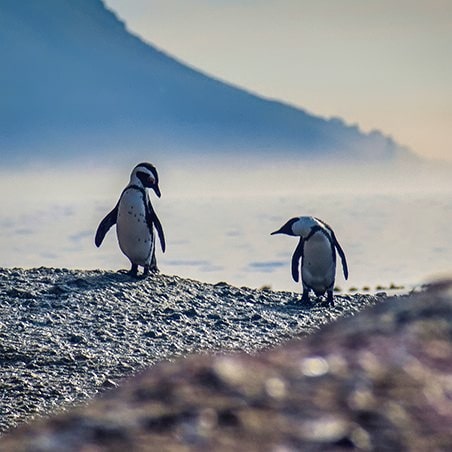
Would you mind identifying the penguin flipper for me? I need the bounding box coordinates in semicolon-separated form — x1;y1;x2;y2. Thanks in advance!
146;200;166;253
315;218;349;280
333;234;349;280
291;238;304;283
95;203;118;247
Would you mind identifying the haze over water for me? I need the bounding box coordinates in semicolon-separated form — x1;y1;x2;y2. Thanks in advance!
2;158;451;294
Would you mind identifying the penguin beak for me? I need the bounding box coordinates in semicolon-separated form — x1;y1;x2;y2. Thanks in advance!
271;222;294;236
153;183;161;198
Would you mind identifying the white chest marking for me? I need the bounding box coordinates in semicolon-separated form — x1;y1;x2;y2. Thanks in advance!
302;232;335;291
116;188;154;266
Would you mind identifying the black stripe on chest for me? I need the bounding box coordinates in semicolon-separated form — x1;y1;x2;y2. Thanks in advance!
120;185;152;226
303;225;335;261
304;225;330;242
121;185;147;209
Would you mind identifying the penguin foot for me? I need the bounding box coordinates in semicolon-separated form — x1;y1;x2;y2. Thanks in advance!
149;265;160;274
128;263;139;278
326;290;334;307
301;289;310;304
150;253;159;273
140;265;150;278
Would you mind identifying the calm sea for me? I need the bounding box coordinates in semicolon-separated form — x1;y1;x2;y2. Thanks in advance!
1;162;451;293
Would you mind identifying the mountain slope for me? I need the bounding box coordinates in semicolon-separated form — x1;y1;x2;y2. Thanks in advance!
0;0;415;163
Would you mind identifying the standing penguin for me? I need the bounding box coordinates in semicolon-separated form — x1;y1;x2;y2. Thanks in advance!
271;216;348;306
95;162;166;277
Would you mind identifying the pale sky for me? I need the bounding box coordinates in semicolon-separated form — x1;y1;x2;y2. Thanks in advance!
105;0;452;161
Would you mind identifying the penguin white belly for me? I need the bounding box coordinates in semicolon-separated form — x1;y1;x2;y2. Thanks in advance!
116;189;154;266
302;235;335;293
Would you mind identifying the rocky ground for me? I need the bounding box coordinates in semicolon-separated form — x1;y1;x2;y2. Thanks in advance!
2;272;452;451
0;267;385;436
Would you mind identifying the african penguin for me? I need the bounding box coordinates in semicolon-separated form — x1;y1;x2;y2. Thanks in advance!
271;216;348;306
95;162;166;277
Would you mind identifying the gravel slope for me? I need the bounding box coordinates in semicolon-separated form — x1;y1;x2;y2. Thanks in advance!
0;267;386;433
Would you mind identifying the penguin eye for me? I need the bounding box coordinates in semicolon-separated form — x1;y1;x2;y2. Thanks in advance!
136;171;155;186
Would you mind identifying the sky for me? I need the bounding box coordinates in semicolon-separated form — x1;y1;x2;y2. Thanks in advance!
105;0;452;161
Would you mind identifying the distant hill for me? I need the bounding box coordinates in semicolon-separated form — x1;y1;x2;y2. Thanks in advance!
0;0;416;164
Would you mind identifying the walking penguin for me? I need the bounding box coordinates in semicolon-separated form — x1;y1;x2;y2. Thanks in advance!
271;216;348;306
95;162;166;277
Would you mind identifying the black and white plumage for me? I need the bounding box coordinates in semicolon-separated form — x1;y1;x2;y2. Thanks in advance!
271;216;348;306
95;162;166;277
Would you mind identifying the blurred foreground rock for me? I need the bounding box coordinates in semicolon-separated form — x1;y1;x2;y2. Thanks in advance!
2;281;451;451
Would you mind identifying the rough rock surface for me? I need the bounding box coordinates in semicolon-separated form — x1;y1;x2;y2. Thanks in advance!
0;267;384;436
3;276;452;451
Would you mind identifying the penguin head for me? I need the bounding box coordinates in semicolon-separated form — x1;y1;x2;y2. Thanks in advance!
131;162;161;197
272;216;325;238
271;217;299;237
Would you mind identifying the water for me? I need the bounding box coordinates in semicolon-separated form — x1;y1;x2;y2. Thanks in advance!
1;162;451;293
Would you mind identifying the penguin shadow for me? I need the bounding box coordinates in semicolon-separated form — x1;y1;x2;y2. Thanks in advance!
255;294;300;314
68;270;156;292
285;297;321;310
264;294;335;315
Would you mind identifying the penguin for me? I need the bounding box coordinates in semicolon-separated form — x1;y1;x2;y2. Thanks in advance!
95;162;166;277
271;216;348;306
